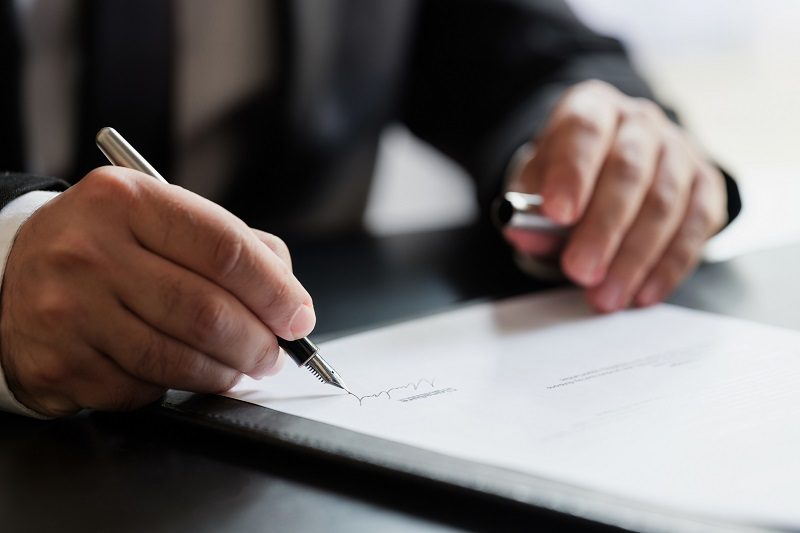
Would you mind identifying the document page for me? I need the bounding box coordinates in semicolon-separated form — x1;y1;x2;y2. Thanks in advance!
227;289;800;527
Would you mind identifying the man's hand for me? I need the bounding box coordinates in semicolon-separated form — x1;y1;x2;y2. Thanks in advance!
0;167;314;417
504;80;728;312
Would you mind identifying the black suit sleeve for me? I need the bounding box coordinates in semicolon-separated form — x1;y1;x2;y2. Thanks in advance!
401;0;740;225
0;173;69;211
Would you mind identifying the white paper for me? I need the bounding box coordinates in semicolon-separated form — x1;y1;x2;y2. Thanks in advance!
227;289;800;528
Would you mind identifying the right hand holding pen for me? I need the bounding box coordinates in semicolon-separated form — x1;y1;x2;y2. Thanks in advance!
0;167;315;417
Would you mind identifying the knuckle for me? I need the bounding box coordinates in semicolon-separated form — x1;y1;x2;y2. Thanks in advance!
191;297;232;346
156;273;184;315
81;167;140;206
46;233;104;274
646;180;679;220
131;332;173;383
260;232;293;270
263;270;294;314
606;144;646;186
134;337;217;391
36;288;81;331
268;234;289;257
180;352;239;393
548;157;589;189
214;371;243;393
251;338;280;375
633;98;664;121
170;348;210;387
210;224;245;280
578;79;615;97
585;219;618;251
27;355;69;391
273;237;293;268
561;110;604;138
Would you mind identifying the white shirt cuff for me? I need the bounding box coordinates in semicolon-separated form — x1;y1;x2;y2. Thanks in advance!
0;190;60;418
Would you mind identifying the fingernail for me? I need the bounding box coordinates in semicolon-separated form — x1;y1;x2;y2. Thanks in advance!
289;303;316;339
636;281;663;307
596;280;626;312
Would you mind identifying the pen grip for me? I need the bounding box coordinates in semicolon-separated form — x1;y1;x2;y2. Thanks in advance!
278;337;320;367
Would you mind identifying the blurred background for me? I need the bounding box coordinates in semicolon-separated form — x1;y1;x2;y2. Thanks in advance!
365;0;800;262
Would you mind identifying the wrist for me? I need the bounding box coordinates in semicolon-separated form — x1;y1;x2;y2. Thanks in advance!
0;191;60;418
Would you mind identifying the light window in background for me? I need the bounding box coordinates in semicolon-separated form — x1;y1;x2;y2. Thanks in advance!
366;0;800;262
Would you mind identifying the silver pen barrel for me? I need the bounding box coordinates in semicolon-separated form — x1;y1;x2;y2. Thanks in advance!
96;127;168;183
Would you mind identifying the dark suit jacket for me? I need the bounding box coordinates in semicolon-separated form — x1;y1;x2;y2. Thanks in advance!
0;0;740;237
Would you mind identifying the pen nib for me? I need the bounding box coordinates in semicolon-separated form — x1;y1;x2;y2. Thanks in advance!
334;379;352;395
303;353;351;394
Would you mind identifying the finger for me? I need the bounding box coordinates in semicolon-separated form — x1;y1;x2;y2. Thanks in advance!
90;301;243;393
534;82;620;224
561;109;661;287
509;145;540;193
505;150;566;257
634;171;727;306
68;347;166;412
1;343;87;417
122;171;314;340
586;141;694;312
503;227;565;257
505;151;565;257
260;349;287;377
112;245;281;378
6;339;164;415
251;229;292;269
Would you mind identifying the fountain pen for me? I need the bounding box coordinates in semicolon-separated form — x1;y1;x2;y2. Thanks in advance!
95;127;351;393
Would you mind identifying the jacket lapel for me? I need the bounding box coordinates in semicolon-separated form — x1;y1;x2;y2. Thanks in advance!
73;0;173;180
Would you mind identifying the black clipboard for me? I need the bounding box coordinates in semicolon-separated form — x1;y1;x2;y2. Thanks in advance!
156;390;750;532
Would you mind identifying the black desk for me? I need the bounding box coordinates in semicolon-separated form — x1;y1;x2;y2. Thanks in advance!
2;225;798;532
